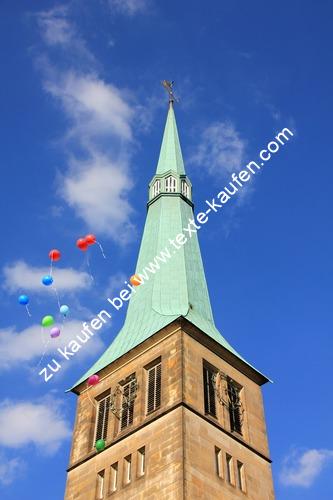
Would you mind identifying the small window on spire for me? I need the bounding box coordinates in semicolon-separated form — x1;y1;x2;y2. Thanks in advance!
181;180;190;198
165;175;177;193
153;180;161;197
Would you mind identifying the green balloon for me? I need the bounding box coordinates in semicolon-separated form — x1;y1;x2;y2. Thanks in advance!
95;439;105;452
41;315;54;327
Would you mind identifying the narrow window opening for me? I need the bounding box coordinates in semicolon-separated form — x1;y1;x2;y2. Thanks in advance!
181;180;190;198
226;454;234;485
137;446;145;477
237;461;245;491
203;363;216;417
153;180;161;197
165;175;177;193
123;455;132;485
109;463;118;493
215;446;222;478
96;470;105;499
146;361;161;414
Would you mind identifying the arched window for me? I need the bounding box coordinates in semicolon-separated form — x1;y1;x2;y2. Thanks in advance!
165;176;177;193
152;180;161;197
181;180;190;198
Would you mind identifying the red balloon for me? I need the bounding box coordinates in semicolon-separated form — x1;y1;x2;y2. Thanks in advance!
49;249;61;261
85;234;96;245
76;238;88;251
88;374;100;386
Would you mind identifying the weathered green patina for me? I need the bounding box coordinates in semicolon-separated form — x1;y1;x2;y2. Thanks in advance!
70;103;266;391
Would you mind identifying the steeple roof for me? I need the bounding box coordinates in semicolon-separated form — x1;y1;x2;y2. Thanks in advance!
70;103;268;391
155;103;185;175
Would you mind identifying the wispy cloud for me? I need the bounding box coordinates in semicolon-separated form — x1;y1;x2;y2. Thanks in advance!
108;0;149;16
0;454;25;486
280;448;333;487
3;261;91;294
0;320;104;371
105;271;127;297
36;5;94;62
190;121;246;177
0;397;71;454
35;7;138;243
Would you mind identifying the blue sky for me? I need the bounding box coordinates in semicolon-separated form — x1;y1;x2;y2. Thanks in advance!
0;0;332;498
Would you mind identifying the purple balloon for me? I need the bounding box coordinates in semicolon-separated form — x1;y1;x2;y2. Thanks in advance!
50;326;60;338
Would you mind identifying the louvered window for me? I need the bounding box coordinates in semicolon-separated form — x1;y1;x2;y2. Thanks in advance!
146;361;161;414
228;381;242;434
95;394;110;443
120;378;136;431
153;180;161;197
165;175;177;193
203;364;216;417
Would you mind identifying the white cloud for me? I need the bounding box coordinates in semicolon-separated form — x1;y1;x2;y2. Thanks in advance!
280;448;333;487
0;320;104;371
190;121;246;176
0;454;24;486
61;154;134;241
44;71;134;142
108;0;148;15
3;261;91;294
0;397;71;454
37;6;74;47
36;5;94;64
36;6;138;242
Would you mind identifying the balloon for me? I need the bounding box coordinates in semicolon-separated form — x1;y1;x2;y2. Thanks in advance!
50;326;60;338
49;249;61;261
41;315;54;327
95;439;105;452
85;234;96;245
76;238;88;251
42;275;53;286
88;374;100;386
130;274;142;286
60;304;69;316
18;294;29;305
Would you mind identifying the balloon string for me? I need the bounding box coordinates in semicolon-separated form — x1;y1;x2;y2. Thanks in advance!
87;387;97;409
97;241;107;259
86;253;94;282
35;339;50;370
25;305;32;317
49;260;53;277
53;287;61;309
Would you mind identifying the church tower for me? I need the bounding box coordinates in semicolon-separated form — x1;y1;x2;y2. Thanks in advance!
65;90;275;499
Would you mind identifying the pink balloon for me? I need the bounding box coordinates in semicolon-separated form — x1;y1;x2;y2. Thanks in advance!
50;327;60;338
88;374;100;386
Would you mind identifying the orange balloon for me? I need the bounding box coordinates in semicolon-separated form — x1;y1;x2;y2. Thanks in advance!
49;249;61;261
130;274;142;286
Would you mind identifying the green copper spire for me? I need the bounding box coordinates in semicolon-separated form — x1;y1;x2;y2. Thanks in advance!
155;102;185;175
70;99;267;391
